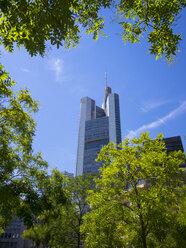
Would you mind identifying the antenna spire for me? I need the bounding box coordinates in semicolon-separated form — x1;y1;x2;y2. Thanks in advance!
105;72;107;88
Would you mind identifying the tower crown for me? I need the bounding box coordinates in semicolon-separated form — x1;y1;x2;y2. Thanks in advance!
103;72;111;110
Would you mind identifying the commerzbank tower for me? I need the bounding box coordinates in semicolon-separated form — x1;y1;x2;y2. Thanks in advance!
76;74;122;176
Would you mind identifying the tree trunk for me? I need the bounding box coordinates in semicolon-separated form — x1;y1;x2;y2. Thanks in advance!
140;217;147;248
77;230;80;248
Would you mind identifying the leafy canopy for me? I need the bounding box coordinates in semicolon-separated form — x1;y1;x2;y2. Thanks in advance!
117;0;186;61
0;63;48;229
0;0;186;61
81;132;186;248
0;0;111;56
23;172;94;248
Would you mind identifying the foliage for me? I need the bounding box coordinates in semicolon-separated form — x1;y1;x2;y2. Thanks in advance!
0;62;48;228
21;169;68;248
0;216;4;234
81;132;186;248
0;0;111;56
23;173;94;248
116;0;186;61
0;1;185;61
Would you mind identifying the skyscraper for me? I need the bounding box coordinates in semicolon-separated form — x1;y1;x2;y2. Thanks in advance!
62;171;74;179
76;75;122;176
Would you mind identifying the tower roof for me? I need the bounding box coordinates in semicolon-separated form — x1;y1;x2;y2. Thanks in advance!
103;72;111;110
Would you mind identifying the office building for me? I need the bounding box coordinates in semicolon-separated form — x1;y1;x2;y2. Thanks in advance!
76;75;121;176
163;136;184;153
164;136;186;176
0;217;33;248
62;171;74;179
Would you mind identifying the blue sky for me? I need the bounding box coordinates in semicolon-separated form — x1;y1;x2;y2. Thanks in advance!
1;9;186;174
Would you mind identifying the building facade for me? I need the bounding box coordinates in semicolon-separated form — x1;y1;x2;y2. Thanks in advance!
163;136;184;153
0;217;33;248
76;80;122;176
62;171;74;179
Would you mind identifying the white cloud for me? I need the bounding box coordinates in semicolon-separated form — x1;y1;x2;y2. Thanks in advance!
140;99;168;113
52;58;63;82
48;57;65;82
21;68;30;73
127;101;186;139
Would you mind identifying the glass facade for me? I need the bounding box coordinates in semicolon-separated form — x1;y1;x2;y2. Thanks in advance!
83;117;109;174
114;94;122;144
85;117;109;142
96;106;105;118
163;136;184;153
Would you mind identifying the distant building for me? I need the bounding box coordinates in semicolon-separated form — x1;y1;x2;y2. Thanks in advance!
62;171;74;179
137;136;185;189
76;74;122;176
163;136;184;153
0;217;33;248
164;136;186;177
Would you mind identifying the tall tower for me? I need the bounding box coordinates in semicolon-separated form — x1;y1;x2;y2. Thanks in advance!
76;77;122;176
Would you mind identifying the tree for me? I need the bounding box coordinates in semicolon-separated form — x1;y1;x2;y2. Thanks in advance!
23;172;94;248
81;132;186;248
0;216;3;234
67;174;95;248
0;0;111;56
20;169;68;248
0;0;186;61
0;63;48;229
116;0;186;61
